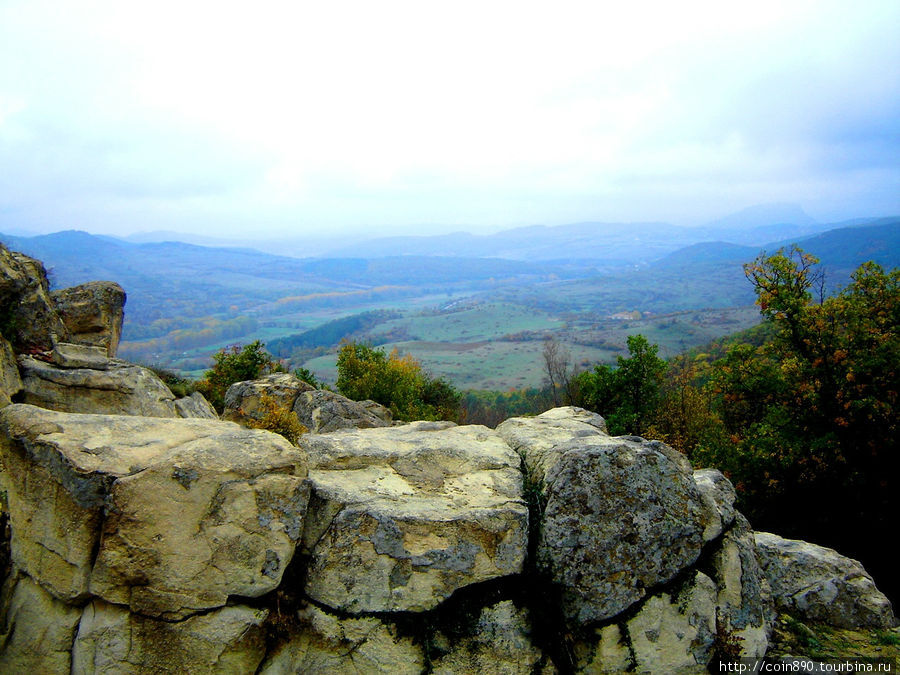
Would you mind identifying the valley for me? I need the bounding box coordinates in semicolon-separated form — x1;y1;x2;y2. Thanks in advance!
2;216;896;390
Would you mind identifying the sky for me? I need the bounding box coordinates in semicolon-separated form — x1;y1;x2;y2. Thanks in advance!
1;0;898;239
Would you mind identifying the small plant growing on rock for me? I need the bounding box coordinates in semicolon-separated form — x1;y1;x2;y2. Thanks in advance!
244;394;307;445
710;612;744;667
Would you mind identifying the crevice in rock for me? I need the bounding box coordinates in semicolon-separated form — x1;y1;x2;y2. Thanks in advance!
239;547;310;657
0;508;10;584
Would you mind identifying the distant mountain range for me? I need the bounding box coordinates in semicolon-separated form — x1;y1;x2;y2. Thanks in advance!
2;216;896;308
9;202;862;263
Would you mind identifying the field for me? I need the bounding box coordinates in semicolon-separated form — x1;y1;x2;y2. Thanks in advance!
300;303;762;390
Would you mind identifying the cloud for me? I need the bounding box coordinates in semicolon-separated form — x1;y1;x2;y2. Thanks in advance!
1;0;898;235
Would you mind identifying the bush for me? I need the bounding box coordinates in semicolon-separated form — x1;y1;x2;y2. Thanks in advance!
244;394;307;445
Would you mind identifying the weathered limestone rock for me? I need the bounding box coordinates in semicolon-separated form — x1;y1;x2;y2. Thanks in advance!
300;422;528;613
175;391;218;419
293;389;392;433
754;532;897;628
431;600;545;675
694;468;737;542
18;353;179;417
574;624;634;674
72;600;268;674
538;435;708;625
51;281;126;357
496;406;607;477
0;404;309;618
0;337;21;407
0;245;69;351
259;603;424;674
709;514;774;657
624;570;717;673
223;373;314;423
0;573;83;673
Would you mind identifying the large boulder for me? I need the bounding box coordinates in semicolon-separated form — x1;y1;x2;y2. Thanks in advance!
50;281;126;357
293;389;392;433
18;347;179;417
0;573;83;673
754;532;897;628
0;404;310;619
0;337;21;407
259;603;424;674
299;422;528;613
0;245;69;351
72;600;268;674
537;434;709;625
223;373;314;423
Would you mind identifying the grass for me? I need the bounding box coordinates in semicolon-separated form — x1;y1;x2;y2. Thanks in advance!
376;303;562;343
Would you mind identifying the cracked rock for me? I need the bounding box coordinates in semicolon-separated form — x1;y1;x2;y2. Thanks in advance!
0;404;309;619
299;422;528;613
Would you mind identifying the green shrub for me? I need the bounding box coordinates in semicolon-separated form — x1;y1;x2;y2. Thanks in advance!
196;340;276;412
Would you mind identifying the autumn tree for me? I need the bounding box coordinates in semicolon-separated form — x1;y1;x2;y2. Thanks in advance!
694;250;898;600
335;341;460;421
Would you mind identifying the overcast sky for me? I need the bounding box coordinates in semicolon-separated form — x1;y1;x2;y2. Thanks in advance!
1;0;898;239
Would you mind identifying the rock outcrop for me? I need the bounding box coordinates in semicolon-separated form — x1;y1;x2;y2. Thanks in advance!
224;373;390;433
0;405;309;619
293;389;392;433
223;373;315;423
18;348;179;417
50;281;126;357
0;245;69;351
755;532;897;629
174;391;218;419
